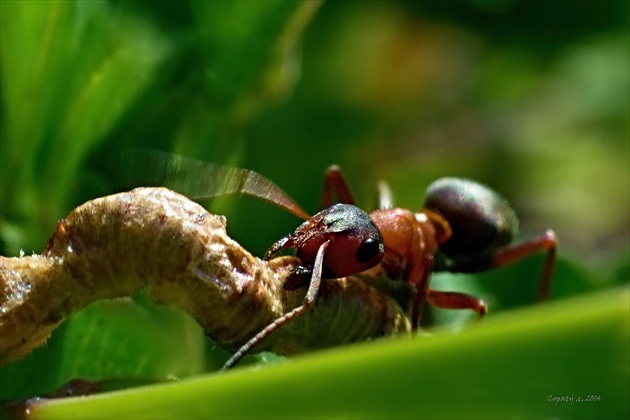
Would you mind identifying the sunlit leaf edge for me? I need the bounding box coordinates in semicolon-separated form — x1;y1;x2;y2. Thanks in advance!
28;286;629;420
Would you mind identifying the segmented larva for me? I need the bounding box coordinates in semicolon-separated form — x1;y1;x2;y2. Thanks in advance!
0;187;411;365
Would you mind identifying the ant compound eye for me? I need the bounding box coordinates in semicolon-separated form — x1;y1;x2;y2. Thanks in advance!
356;238;382;263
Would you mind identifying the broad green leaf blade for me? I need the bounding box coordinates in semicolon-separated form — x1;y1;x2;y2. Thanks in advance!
0;0;171;253
0;297;207;400
26;287;629;419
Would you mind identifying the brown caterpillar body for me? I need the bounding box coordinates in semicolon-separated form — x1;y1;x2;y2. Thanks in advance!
0;187;411;364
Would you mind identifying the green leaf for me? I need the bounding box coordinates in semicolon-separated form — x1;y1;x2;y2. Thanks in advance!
0;0;171;253
191;0;320;109
0;2;627;419
0;296;206;400
172;0;321;160
20;287;630;419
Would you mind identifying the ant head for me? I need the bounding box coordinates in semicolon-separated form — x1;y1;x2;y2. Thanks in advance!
294;204;384;278
424;178;518;258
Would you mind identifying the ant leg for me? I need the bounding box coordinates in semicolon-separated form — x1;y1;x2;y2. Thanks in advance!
408;258;433;331
221;240;330;370
376;181;394;210
446;230;557;301
411;269;487;329
410;293;425;332
410;274;429;331
322;165;355;208
495;230;557;301
426;289;488;316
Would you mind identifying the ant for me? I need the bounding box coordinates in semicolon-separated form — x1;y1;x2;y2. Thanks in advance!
121;151;386;369
122;151;557;369
321;166;557;331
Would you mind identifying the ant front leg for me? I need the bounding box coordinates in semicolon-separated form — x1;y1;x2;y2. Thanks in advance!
221;240;331;370
445;230;558;302
322;165;355;208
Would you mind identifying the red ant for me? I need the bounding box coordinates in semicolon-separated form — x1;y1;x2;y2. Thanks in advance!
121;151;386;369
321;166;557;331
122;151;557;369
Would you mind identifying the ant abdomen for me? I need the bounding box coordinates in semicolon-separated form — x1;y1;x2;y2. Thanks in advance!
424;178;518;258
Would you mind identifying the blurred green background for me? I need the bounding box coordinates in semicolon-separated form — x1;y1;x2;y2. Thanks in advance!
0;0;628;417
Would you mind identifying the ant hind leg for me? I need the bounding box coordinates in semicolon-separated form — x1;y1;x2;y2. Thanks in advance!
446;230;558;302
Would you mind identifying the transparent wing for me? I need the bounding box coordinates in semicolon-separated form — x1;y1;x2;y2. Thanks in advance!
119;149;310;220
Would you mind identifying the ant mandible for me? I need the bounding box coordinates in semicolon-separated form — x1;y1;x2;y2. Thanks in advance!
321;165;557;330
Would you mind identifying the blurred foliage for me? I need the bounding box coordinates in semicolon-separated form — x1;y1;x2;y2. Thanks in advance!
0;0;628;418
